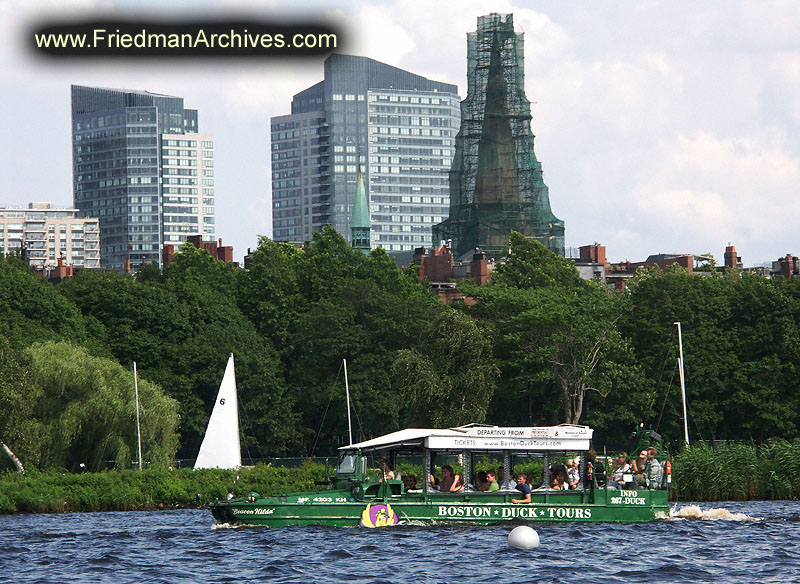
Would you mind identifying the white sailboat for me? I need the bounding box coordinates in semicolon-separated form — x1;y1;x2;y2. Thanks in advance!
195;353;241;469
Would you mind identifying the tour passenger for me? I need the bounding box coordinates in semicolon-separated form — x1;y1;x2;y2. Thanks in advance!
550;462;568;490
645;447;663;489
567;458;580;489
485;471;500;492
438;465;455;491
450;473;465;492
632;450;648;488
608;452;631;489
475;470;489;491
497;466;517;489
403;475;422;493
378;459;395;482
511;473;532;504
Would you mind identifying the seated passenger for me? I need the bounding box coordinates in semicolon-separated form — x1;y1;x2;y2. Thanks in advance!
485;471;500;492
450;473;465;492
497;466;517;489
437;465;455;491
403;475;422;493
475;470;489;491
511;473;531;504
550;471;566;490
632;450;648;488
550;463;568;490
378;459;394;482
608;452;631;489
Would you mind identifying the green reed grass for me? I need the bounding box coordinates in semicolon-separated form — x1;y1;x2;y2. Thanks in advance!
673;439;799;501
0;461;326;514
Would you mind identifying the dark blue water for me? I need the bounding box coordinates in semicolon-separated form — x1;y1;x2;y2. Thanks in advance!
1;501;798;583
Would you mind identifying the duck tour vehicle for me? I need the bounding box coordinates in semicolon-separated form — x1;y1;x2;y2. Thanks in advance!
209;424;670;527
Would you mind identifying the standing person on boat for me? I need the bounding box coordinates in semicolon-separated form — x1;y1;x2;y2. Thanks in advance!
608;452;631;489
644;447;663;489
511;473;532;504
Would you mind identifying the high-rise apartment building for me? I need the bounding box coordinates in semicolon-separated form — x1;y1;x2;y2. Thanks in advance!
0;202;100;269
71;85;215;270
271;54;460;252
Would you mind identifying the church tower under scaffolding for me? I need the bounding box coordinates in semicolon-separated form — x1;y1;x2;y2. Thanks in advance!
433;13;565;258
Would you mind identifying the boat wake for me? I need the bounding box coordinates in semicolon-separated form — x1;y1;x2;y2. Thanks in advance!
659;504;759;522
211;522;243;530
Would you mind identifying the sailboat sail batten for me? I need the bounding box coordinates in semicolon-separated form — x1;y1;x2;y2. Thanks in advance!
195;354;241;469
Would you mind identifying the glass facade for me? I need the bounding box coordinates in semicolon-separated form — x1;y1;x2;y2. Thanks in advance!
271;55;459;252
71;85;212;270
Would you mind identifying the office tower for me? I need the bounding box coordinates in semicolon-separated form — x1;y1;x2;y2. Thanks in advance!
271;54;460;253
433;13;565;258
71;85;215;270
0;202;100;269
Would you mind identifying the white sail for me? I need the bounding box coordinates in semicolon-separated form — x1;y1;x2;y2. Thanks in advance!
195;354;241;469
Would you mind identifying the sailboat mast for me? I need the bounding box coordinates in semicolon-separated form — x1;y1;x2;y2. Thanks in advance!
673;322;690;446
133;361;143;471
343;358;353;445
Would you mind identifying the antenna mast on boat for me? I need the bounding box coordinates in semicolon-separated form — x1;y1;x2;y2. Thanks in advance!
133;361;143;471
673;322;690;447
343;358;353;445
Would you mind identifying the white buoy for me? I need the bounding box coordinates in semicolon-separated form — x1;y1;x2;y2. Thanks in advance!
508;525;540;549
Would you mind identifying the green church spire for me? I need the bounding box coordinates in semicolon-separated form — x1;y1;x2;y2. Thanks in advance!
351;168;371;254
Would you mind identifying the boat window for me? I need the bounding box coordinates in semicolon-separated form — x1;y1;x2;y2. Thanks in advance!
337;454;357;475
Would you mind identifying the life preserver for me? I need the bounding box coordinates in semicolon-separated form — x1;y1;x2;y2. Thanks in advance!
359;503;399;528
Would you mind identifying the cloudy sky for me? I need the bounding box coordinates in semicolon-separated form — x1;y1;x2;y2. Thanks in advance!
2;0;798;266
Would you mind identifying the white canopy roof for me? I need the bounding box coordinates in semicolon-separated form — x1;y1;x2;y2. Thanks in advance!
340;424;593;452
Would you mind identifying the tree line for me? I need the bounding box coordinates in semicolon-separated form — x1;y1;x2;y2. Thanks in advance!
1;228;798;471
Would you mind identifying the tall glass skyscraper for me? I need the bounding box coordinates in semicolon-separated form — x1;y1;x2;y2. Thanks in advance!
71;85;215;270
271;55;460;252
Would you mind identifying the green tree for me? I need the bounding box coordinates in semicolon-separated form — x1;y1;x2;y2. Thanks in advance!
0;254;88;349
391;308;499;427
491;231;584;289
0;341;179;471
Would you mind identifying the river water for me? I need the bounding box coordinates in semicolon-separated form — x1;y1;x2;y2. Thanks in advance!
2;501;798;583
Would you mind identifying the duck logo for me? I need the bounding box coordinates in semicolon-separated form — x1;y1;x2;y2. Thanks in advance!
359;503;399;528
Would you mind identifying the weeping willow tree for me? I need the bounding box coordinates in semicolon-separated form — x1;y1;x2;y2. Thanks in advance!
391;309;499;427
6;341;179;471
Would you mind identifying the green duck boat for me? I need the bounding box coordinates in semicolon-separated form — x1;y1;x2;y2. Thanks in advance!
209;424;670;527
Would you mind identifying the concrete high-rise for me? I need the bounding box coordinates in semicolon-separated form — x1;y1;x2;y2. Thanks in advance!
433;14;565;258
71;85;215;270
0;202;100;270
271;54;460;253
